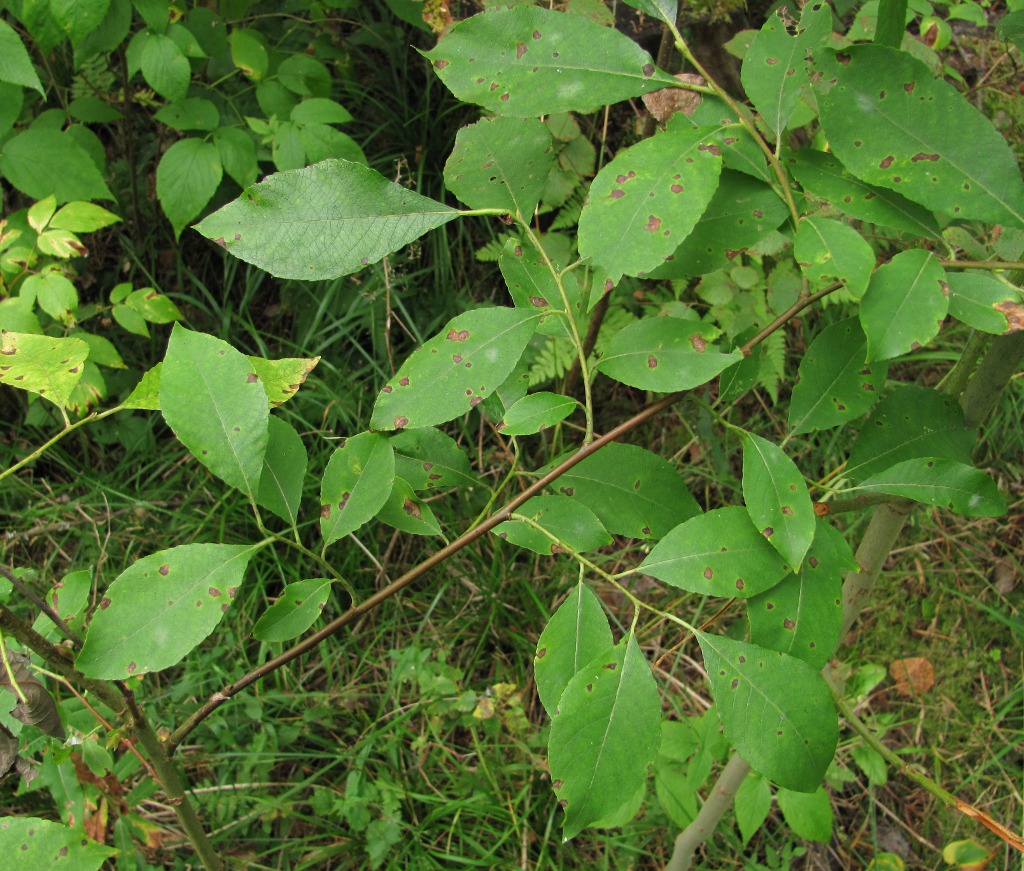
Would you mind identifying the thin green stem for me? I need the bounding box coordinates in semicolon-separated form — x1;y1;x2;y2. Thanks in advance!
258;523;356;601
939;259;1024;271
466;440;519;532
0;629;28;704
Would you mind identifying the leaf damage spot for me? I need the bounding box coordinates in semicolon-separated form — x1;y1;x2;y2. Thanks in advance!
394;416;409;429
762;526;774;538
703;567;713;580
995;300;1024;332
783;618;796;629
516;43;527;59
159;564;170;576
644;215;662;232
690;334;707;352
647;355;658;368
447;329;471;341
403;499;421;518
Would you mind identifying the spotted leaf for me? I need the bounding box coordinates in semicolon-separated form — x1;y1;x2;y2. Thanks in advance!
0;331;88;408
320;432;395;546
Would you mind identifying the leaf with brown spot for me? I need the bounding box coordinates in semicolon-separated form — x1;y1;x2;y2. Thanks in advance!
252;578;333;643
376;477;442;537
0;331;89;408
320;432;396;545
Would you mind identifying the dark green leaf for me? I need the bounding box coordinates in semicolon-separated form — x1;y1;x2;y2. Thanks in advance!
741;2;831;137
257;417;307;526
389;427;477;491
0;128;113;202
735;772;772;845
196;160;459;280
154;97;220;131
424;6;678;117
620;0;678;26
535;581;613;716
140;31;190;102
493;495;611;555
499;391;577;436
213;127;258;188
50;0;111;48
156;138;223;238
549;634;661;839
376;477;443;536
548;442;700;539
697;632;839;791
371;307;538;431
847;385;974;481
946;272;1024;335
298;124;366;166
742;433;815;569
0;20;44;94
160;326;269;502
0;331;88;408
320;432;395;545
812;45;1024;226
444;116;554;215
789;318;887;434
578;128;723;279
641;507;791;596
855;458;1006;516
252;578;332;643
860;250;947;361
596;318;742;391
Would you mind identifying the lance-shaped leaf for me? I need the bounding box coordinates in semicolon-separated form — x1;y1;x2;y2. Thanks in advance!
0;331;88;408
578;127;722;279
697;631;839;791
390;427;477;491
847;385;975;481
741;2;831;137
424;6;679;117
860;250;948;362
640;507;791;596
196;159;460;280
596;318;742;392
789;318;887;434
444;116;554;215
748;521;856;669
377;477;443;536
257;417;307;526
499;238;582;339
0;818;115;869
946;273;1024;335
812;45;1024;226
548;442;701;539
793;216;874;300
735;771;773;845
535;582;613;715
252;578;332;643
371;307;538;431
548;634;661;839
248;355;319;407
493;495;611;555
320;432;395;545
498;391;577;436
786;149;942;240
742;433;815;570
160;326;269;503
854;458;1006;517
76;543;259;679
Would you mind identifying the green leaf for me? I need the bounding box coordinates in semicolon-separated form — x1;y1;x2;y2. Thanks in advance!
371;307;538;431
534;581;613;716
376;478;443;536
640;507;791;596
697;632;839;791
812;45;1024;226
291;97;353;125
0;331;88;408
650;170;789;278
24;271;78;325
50;0;111;48
548;442;701;539
735;771;772;845
159;325;269;502
124;364;161;410
76;543;258;679
493;495;612;555
0;20;44;95
0;299;41;335
674;100;771;182
0;818;115;868
156;138;223;238
247;354;319;407
777;786;833;841
112;303;150;336
742;433;815;569
498;238;581;339
0;128;113;203
272;122;305;171
125;287;182;324
578;128;723;279
32;568;93;643
68;95;123;123
389;427;477;491
946;272;1024;335
793;216;874;300
257;416;307;526
620;0;678;26
424;6;678;117
499;391;576;435
320;432;395;545
298;124;366;166
548;634;661;839
140;31;190;102
596;318;742;392
741;2;831;137
277;53;330;97
252;578;332;642
50;202;121;232
214;126;259;188
786;149;941;240
860;250;948;361
444;116;554;215
847;385;974;481
748;520;852;669
229;27;268;80
850;742;887;786
855;458;1006;516
196;160;459;280
154;97;220;131
75;332;125;369
789;318;887;434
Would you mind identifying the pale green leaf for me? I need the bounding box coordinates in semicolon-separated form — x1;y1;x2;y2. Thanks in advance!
229;28;268;80
946;272;1024;335
499;391;576;435
76;543;258;679
50;0;111;48
320;432;395;545
291;98;353;125
493;495;611;555
247;354;319;407
50;202;121;232
140;31;190;102
376;477;443;536
195;160;459;280
0;818;114;868
855;458;1006;516
213;126;258;189
498;237;582;339
735;772;772;845
389;427;477;491
252;578;331;642
0;331;88;408
777;786;834;841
